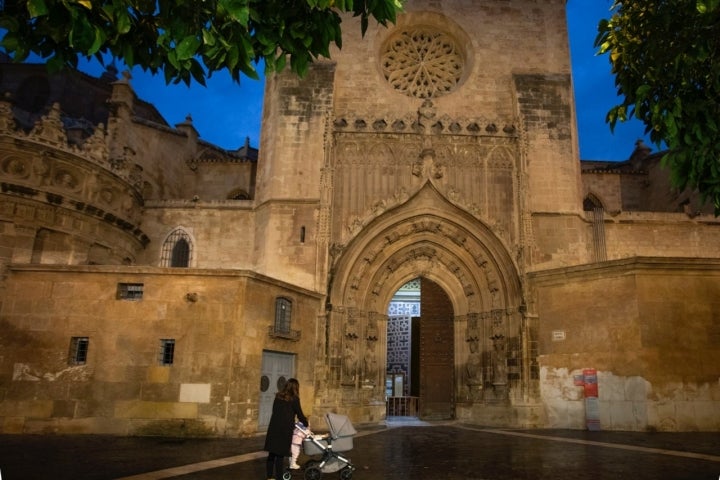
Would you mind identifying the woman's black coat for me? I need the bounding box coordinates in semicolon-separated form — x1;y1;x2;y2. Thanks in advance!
263;396;308;456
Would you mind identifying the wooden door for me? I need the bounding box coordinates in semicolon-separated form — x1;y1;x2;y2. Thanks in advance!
418;279;454;420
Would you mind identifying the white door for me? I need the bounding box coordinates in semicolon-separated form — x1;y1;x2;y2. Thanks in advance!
258;351;296;430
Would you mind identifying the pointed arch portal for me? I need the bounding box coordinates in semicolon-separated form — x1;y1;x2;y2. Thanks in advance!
320;184;529;422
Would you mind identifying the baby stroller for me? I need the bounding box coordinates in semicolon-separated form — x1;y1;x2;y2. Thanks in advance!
284;412;357;480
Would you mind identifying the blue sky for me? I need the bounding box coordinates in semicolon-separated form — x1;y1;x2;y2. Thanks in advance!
77;0;650;161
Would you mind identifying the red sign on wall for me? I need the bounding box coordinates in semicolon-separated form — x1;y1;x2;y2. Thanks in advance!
583;368;598;398
581;368;600;431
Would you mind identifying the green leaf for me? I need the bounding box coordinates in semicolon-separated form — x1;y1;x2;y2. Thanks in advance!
121;42;135;67
0;32;19;52
227;44;239;69
167;49;180;69
116;11;132;35
176;35;201;60
189;58;207;86
202;29;216;46
27;0;49;17
221;0;250;26
635;84;651;99
88;27;107;55
275;53;287;72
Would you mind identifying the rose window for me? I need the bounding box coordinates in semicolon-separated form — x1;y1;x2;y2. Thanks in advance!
381;28;464;99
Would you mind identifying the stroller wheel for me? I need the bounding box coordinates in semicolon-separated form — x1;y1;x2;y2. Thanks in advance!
282;471;293;480
304;466;322;480
339;466;354;480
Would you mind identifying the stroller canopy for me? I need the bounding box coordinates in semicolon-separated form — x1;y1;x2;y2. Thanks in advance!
326;413;357;439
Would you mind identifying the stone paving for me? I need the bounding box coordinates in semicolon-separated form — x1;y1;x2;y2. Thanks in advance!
0;420;718;480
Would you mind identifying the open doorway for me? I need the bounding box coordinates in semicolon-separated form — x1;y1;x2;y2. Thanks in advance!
386;278;455;420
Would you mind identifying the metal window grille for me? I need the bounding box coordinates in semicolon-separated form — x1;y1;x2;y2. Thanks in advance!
274;298;292;333
159;339;175;365
69;337;89;365
117;283;144;300
583;195;607;262
160;229;192;267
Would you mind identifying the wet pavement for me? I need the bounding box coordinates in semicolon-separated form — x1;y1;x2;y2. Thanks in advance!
0;419;719;480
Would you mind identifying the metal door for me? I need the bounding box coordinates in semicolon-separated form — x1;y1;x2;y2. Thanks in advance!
258;351;295;430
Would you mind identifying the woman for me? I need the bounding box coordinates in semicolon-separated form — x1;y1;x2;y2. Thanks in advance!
264;378;308;480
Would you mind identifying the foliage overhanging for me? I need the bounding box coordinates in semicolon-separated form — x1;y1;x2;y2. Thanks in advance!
596;0;720;214
0;0;403;84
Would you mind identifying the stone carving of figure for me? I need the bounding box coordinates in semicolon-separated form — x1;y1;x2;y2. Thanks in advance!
33;156;50;185
412;158;424;177
466;336;482;386
83;123;108;161
83;171;100;203
342;340;357;386
431;159;445;179
364;340;378;385
417;99;436;132
55;171;78;191
121;188;135;214
491;335;507;385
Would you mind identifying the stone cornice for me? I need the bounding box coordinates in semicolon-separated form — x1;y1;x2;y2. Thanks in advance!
332;99;518;138
528;256;720;285
7;263;325;298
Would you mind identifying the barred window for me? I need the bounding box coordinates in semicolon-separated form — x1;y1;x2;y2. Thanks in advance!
159;339;175;365
117;283;144;300
274;297;292;334
69;337;89;365
160;228;192;267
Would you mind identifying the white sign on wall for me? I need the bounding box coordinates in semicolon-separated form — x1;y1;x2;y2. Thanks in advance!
179;383;212;403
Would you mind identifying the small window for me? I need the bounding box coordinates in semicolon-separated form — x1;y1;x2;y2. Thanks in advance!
159;339;175;365
117;283;144;300
274;297;292;333
69;337;89;365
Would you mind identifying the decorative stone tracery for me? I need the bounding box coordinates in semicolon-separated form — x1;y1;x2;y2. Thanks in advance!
381;27;465;99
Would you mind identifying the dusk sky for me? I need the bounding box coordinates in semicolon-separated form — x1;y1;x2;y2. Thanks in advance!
74;0;651;161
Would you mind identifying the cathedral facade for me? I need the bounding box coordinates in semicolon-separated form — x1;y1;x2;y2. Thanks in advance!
1;0;719;436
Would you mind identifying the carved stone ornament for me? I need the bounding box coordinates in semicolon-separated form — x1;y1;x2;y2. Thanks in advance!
0;94;16;131
2;156;30;179
381;27;464;99
30;102;67;145
82;123;109;161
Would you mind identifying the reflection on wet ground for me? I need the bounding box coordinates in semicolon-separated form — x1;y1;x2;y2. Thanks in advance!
0;421;718;480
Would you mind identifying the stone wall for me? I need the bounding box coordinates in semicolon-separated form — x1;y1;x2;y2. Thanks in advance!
0;266;322;436
530;258;720;431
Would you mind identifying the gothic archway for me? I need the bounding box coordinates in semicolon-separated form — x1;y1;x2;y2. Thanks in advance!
320;183;526;422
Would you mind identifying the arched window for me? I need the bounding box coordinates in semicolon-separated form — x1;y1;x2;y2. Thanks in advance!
160;228;193;267
274;297;292;333
227;188;250;200
583;193;604;212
